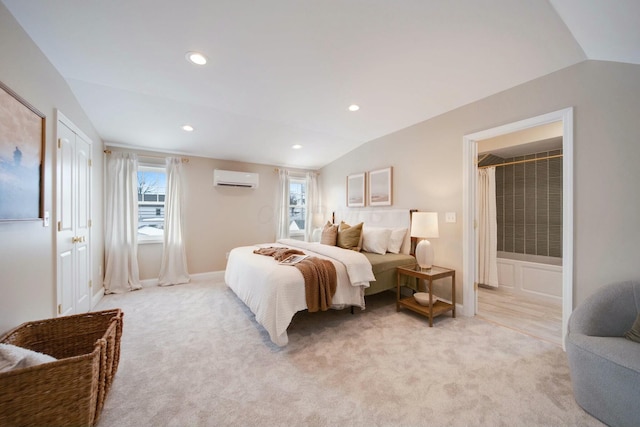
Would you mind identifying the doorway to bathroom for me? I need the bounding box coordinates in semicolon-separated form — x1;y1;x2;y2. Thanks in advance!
462;108;574;347
476;123;564;345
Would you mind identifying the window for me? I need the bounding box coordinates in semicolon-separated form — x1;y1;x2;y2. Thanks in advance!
288;178;306;240
137;165;166;242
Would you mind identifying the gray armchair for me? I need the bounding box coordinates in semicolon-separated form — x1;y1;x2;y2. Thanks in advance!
565;280;640;427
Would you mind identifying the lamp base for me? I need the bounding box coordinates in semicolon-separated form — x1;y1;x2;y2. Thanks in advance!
415;239;434;270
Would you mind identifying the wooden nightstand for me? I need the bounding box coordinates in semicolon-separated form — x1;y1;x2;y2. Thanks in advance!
396;264;456;326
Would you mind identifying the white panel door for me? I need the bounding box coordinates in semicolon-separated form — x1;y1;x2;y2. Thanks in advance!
56;124;76;316
74;134;92;312
58;249;74;317
56;115;92;316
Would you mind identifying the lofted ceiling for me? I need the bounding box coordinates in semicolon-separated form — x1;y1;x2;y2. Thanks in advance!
2;0;639;169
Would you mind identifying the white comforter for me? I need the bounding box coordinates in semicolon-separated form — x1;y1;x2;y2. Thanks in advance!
224;239;375;346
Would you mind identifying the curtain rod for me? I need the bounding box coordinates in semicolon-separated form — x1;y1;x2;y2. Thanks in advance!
104;149;189;163
274;167;319;175
477;153;562;169
477;154;490;165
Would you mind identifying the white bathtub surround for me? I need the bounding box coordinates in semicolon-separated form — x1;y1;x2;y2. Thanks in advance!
497;252;562;304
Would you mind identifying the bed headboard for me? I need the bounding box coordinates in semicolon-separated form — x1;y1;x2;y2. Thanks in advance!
333;209;416;254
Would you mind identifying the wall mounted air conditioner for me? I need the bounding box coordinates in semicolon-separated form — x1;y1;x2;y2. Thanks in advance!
213;169;259;188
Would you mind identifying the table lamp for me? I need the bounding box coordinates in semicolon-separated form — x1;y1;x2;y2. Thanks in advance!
311;213;325;242
411;212;439;270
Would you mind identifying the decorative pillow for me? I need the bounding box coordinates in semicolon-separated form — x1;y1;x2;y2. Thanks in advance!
320;221;338;246
362;227;392;255
337;221;363;251
387;228;407;254
340;221;365;249
0;343;57;373
625;313;640;343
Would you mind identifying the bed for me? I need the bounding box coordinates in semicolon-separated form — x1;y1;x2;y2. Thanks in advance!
225;209;416;346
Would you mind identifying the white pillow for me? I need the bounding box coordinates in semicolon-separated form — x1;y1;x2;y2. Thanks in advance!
387;228;407;254
362;227;392;255
0;343;57;373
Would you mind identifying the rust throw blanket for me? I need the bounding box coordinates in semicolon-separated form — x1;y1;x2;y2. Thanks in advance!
253;247;337;312
253;247;305;262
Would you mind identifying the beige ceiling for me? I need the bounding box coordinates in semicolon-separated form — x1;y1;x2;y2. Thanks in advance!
2;0;638;169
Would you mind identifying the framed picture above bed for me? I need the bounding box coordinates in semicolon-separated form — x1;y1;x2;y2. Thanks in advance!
368;167;392;206
0;80;46;221
346;172;365;207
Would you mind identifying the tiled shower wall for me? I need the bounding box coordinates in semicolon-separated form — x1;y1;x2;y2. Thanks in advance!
494;149;562;258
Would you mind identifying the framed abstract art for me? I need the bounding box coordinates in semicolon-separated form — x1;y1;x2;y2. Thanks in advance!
0;80;45;220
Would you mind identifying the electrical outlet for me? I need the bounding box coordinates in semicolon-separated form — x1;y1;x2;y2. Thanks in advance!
445;212;456;223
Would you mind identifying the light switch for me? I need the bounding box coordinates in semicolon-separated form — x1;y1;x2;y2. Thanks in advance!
43;211;50;227
445;212;456;223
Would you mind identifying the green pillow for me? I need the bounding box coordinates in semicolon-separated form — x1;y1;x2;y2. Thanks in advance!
624;313;640;343
337;221;363;251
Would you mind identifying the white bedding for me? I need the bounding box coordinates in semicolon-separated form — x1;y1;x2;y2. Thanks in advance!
224;239;375;346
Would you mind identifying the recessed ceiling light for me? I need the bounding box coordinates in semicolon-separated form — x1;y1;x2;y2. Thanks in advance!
186;51;207;65
182;124;194;132
348;104;360;112
292;144;302;149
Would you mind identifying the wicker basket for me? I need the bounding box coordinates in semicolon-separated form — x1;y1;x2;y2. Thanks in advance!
0;309;123;427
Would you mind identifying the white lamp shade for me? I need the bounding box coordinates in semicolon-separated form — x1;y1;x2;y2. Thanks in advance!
411;212;439;269
312;213;324;228
411;212;439;238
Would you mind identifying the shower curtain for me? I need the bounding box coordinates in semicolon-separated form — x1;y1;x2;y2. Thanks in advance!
477;167;498;287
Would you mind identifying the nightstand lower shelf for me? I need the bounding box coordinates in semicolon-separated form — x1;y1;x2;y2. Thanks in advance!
397;296;454;325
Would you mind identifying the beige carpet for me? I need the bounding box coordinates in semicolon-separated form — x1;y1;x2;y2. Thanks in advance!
95;277;602;427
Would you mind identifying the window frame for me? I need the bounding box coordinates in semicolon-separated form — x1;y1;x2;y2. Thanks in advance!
288;177;307;240
137;164;166;244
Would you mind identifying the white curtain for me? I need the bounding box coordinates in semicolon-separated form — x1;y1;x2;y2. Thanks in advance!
304;172;319;241
275;169;290;240
158;157;190;286
477;167;499;287
104;152;142;294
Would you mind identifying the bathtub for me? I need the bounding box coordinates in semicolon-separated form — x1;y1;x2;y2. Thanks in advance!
496;252;562;303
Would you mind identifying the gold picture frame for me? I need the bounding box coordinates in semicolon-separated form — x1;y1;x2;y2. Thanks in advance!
0;80;46;220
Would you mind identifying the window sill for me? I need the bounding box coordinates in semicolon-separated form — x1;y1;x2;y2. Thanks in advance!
138;237;163;245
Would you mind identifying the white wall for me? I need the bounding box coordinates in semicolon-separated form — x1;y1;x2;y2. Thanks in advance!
0;4;104;333
320;60;640;308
